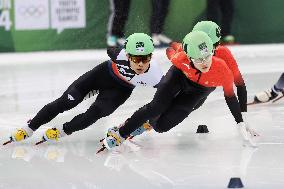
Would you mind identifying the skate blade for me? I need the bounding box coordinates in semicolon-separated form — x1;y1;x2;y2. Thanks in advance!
248;95;283;105
128;135;134;139
272;95;284;103
247;101;266;106
3;139;13;145
96;144;106;154
35;139;46;145
99;138;105;143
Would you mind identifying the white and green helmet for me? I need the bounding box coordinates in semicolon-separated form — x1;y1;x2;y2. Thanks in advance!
124;33;154;55
182;31;213;59
192;21;221;44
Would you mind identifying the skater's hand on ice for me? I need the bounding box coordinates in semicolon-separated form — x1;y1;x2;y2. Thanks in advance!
241;112;260;137
237;122;258;148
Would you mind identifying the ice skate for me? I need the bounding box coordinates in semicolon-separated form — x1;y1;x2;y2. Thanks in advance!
129;121;152;139
272;90;284;103
3;125;33;145
35;126;66;145
248;88;283;105
97;126;125;153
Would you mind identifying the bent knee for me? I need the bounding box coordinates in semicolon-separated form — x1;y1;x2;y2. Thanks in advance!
145;102;165;117
153;118;173;133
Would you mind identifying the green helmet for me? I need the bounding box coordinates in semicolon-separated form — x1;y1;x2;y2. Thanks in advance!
124;33;154;55
182;31;213;59
192;21;221;44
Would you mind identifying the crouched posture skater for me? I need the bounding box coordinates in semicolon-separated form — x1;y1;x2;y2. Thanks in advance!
5;33;164;145
103;31;258;150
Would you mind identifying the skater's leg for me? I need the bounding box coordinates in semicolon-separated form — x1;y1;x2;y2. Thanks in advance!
8;62;113;143
118;66;184;138
274;73;284;91
30;61;117;131
63;88;133;135
29;87;84;131
153;91;211;133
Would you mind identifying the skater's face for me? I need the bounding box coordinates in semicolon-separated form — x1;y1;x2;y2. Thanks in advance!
128;54;152;74
191;54;213;73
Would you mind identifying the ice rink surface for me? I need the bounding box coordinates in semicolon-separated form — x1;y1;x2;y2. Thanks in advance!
0;44;283;189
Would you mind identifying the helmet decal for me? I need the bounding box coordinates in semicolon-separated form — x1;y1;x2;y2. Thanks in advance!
136;42;145;52
198;42;209;55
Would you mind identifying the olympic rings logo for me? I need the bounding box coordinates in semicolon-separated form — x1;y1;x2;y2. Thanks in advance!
18;5;46;17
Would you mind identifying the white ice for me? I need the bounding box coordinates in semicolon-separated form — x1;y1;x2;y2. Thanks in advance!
0;44;283;189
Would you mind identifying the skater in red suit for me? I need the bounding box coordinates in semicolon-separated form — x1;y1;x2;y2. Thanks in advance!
168;21;247;113
102;30;258;152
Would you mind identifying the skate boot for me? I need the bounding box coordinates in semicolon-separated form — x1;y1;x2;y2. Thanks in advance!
254;88;280;103
103;126;126;150
3;125;34;145
36;125;66;145
97;122;151;153
129;121;152;138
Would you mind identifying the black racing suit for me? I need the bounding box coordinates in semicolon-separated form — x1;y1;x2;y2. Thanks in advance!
28;48;134;135
119;66;215;138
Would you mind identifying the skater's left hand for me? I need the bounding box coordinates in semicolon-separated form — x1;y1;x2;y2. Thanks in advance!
237;122;258;148
241;112;260;137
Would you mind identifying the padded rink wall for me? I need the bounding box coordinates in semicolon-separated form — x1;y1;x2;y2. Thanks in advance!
0;0;284;52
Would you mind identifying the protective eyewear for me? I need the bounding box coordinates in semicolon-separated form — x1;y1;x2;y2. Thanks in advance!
191;54;212;64
129;54;152;64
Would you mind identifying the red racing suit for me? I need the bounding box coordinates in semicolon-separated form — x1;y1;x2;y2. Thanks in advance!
169;42;247;111
166;43;244;123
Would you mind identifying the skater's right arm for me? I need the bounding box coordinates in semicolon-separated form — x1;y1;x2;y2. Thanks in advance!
166;47;191;72
215;46;247;112
169;42;183;52
219;61;258;147
221;64;243;123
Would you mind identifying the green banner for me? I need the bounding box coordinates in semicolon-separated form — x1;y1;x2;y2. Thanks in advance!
0;0;284;52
